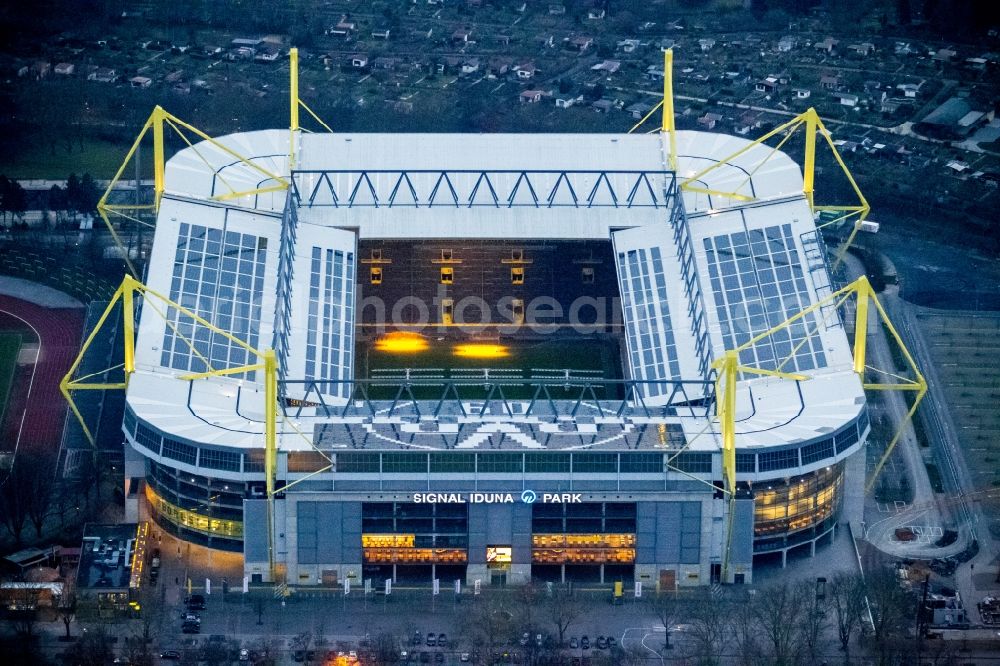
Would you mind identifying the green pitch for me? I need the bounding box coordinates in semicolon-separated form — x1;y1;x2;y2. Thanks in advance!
0;333;22;425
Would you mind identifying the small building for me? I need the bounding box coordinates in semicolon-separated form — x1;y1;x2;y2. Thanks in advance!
231;37;262;49
371;28;391;40
519;90;543;104
755;76;779;94
697;112;723;129
587;8;606;20
372;57;399;70
54;62;75;76
591;60;621;74
255;45;282;62
915;97;981;139
488;57;514;78
932;48;957;63
833;92;859;107
848;43;875;57
461;59;480;75
626;101;654;120
591;99;615;113
567;36;594;53
698;38;716;52
735;111;763;135
814;37;838;54
896;82;922;98
351;54;369;68
76;523;148;618
793;87;812;99
88;67;117;83
820;75;841;91
515;62;537;80
555;96;580;109
129;76;152;89
0;582;64;611
452;28;472;44
777;36;796;52
645;65;664;81
165;70;184;84
617;39;640;53
327;18;356;36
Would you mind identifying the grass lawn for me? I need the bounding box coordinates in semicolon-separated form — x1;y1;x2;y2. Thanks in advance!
0;333;22;425
357;334;623;400
0;135;144;181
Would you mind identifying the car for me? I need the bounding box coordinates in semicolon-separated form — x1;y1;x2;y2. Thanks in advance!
159;651;181;660
520;632;529;646
420;652;431;664
186;594;206;610
569;637;579;649
596;636;607;650
434;654;444;664
400;650;409;661
425;634;436;647
607;637;617;649
239;648;250;661
292;650;305;662
581;636;590;650
181;623;200;634
460;654;470;663
535;634;543;647
412;632;422;646
181;612;200;624
437;633;447;648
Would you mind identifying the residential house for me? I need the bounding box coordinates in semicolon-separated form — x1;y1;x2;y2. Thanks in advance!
698;38;716;52
698;112;723;130
31;61;51;79
371;28;391;40
129;76;152;89
231;46;255;60
351;54;369;68
54;62;74;76
452;28;472;45
587;8;606;20
793;87;811;99
894;42;915;55
461;59;480;75
165;70;184;84
231;38;262;49
488;57;514;78
814;37;839;54
820;74;841;91
777;36;796;52
519;90;543;104
645;65;664;81
515;62;537;80
591;60;621;74
834;92;859;107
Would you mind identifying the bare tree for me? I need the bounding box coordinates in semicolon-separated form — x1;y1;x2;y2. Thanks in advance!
545;587;583;646
829;572;867;663
3;586;39;637
57;591;77;640
649;589;682;650
0;464;31;546
684;590;729;666
24;453;56;538
729;590;763;666
865;565;915;666
751;581;810;666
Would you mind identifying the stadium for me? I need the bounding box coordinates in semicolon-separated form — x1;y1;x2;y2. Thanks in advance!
108;55;870;589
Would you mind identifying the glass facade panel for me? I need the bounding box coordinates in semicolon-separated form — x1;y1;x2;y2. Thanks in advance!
477;453;523;473
754;463;844;538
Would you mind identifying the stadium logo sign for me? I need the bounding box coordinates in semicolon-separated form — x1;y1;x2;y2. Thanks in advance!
412;491;581;504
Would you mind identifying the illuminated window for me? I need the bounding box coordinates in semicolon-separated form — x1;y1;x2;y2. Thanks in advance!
370;267;382;284
441;267;454;284
441;298;454;325
511;266;525;285
582;267;594;284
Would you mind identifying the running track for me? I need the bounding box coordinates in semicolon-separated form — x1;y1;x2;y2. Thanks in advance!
0;295;84;458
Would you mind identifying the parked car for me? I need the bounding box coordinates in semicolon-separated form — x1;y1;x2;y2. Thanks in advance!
536;633;543;647
596;636;608;649
186;594;206;610
426;633;436;647
159;651;181;660
460;654;470;663
520;632;530;646
180;612;200;624
412;632;422;646
239;648;250;661
581;636;590;650
569;637;579;649
607;637;617;649
437;633;447;648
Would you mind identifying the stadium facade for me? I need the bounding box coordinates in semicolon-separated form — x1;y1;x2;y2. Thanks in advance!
121;126;869;588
